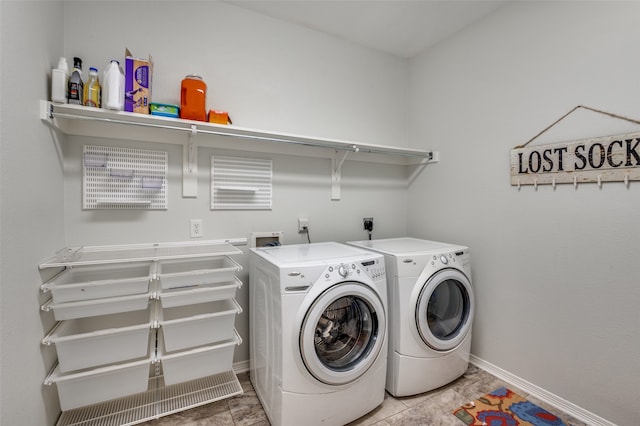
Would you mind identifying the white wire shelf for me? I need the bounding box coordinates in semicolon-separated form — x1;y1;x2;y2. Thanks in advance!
55;370;243;426
42;101;434;163
39;239;245;269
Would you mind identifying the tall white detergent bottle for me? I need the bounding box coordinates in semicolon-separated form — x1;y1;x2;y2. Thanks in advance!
103;60;125;111
51;57;69;103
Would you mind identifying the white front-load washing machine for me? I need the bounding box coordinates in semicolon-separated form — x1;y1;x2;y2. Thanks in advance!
249;242;388;426
348;237;474;397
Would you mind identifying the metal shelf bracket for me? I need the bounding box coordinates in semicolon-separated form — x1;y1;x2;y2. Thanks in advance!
183;125;199;197
331;150;351;200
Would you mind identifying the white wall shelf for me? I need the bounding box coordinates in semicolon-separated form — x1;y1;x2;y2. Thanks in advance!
39;239;245;269
41;101;438;199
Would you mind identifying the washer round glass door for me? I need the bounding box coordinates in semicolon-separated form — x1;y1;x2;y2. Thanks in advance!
300;282;386;385
416;268;473;351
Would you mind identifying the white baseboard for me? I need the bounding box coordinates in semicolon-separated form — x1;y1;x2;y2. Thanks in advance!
469;354;615;426
233;359;250;374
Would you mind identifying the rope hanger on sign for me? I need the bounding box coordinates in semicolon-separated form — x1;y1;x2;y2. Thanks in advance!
515;105;640;149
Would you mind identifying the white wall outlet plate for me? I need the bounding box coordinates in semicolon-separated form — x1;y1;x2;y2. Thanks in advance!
190;219;203;238
298;217;309;232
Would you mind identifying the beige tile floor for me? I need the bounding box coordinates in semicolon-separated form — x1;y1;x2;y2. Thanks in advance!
143;365;587;426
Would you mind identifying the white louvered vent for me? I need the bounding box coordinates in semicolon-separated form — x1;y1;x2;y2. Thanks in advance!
83;145;168;210
211;156;272;210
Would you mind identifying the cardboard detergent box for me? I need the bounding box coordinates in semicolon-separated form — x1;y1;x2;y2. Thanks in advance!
125;48;152;113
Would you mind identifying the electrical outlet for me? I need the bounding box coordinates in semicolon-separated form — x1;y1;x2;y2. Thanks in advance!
363;217;373;232
298;217;309;233
190;219;203;238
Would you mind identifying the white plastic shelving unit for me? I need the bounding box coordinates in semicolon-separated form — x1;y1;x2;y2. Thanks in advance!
40;101;438;199
39;240;245;426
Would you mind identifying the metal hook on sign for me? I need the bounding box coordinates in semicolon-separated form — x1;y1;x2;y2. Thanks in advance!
552;177;556;189
624;173;629;187
597;175;602;188
573;176;578;189
517;179;521;190
533;178;538;190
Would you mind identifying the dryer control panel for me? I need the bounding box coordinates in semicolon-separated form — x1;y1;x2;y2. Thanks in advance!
430;252;456;267
427;248;471;277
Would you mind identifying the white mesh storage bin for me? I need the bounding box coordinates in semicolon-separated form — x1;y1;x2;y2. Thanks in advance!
159;299;241;352
159;332;241;386
42;293;151;321
46;359;152;411
43;307;153;373
41;262;153;303
156;257;241;289
157;277;242;308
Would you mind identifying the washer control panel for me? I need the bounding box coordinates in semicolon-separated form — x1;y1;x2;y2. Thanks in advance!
338;264;350;278
361;259;386;280
323;258;385;281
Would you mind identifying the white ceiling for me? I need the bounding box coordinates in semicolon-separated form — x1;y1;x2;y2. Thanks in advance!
225;0;510;58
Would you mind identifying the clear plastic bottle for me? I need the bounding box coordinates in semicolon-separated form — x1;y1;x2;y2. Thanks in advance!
67;57;83;105
102;60;125;111
83;67;101;108
51;57;69;103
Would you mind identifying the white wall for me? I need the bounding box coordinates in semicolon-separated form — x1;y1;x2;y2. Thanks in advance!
60;1;411;368
408;2;640;425
1;1;411;423
1;1;67;425
64;1;410;146
6;1;635;425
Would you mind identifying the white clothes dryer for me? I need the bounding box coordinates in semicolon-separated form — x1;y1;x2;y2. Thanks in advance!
347;237;473;397
249;242;388;426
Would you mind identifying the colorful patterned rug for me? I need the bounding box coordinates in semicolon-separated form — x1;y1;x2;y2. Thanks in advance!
452;387;566;426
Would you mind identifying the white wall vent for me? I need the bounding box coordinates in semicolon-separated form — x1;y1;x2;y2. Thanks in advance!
211;156;272;210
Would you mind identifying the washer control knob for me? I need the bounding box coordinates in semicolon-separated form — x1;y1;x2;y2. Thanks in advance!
440;255;449;265
338;264;349;278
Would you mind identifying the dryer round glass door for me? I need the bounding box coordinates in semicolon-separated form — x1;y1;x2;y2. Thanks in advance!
415;268;474;351
300;282;386;385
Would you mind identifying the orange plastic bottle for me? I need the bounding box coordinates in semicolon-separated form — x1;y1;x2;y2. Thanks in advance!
180;75;207;121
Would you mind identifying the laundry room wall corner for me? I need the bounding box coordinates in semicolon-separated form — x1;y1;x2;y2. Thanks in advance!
1;1;66;425
407;2;640;425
